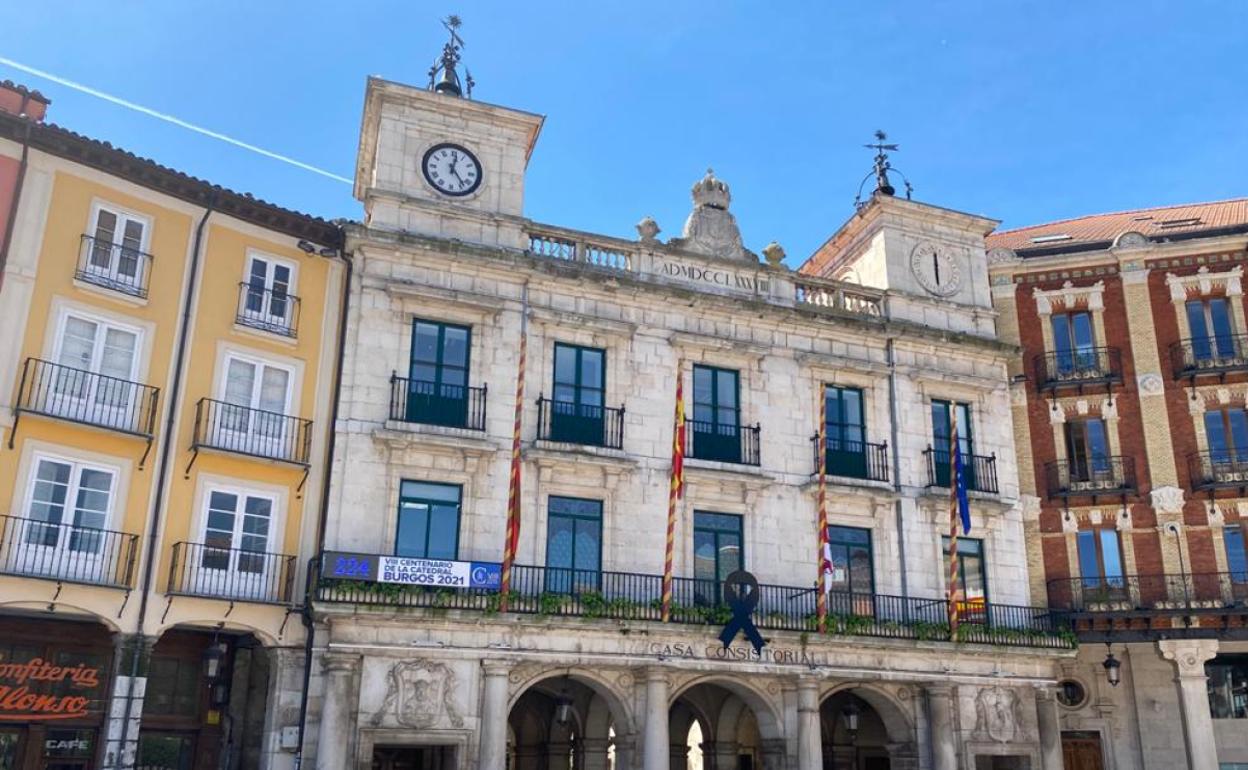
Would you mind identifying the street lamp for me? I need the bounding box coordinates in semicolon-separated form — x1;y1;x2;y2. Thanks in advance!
554;678;573;726
1102;646;1122;687
841;699;861;738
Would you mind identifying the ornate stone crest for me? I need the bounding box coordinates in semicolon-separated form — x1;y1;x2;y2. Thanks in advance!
668;169;752;262
974;686;1021;743
370;659;464;728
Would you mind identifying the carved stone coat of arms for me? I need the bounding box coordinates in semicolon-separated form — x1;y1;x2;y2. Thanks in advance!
371;659;464;729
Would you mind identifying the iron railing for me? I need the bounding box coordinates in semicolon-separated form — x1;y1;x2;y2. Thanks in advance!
389;374;487;431
687;420;761;466
1171;335;1248;379
15;358;159;436
167;541;296;604
0;514;138;588
1048;573;1248;612
923;448;999;494
536;397;625;449
1045;456;1136;498
315;559;1072;648
236;282;300;337
192;398;311;465
1033;347;1122;392
810;436;889;482
75;234;153;298
1189;450;1248;491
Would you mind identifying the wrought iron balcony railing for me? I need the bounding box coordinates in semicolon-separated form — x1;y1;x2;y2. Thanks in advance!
236;282;300;337
0;514;139;588
1171;335;1248;379
923;448;999;494
14;358;159;437
389;374;487;431
167;541;296;604
1045;456;1136;499
1033;347;1122;392
315;558;1072;648
191;398;311;465
810;436;889;483
687;420;761;466
536;396;624;449
75;234;153;298
1189;450;1248;492
1048;572;1248;612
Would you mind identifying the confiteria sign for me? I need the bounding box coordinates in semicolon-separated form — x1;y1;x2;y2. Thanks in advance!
0;658;102;721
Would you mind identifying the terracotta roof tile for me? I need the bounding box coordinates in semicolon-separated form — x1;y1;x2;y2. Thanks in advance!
986;199;1248;255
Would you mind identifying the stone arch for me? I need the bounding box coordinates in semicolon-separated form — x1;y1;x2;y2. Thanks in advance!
0;601;123;634
819;683;915;745
154;617;281;647
506;668;637;770
506;667;636;736
669;674;784;741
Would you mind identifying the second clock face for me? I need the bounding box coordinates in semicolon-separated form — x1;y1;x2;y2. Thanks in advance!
910;241;962;297
422;143;482;197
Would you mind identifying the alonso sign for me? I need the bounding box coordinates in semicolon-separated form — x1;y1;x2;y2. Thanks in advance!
0;658;102;721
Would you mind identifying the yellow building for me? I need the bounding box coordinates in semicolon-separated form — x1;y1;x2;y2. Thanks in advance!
0;82;346;770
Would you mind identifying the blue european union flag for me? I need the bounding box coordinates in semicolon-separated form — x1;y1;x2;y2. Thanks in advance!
953;448;971;534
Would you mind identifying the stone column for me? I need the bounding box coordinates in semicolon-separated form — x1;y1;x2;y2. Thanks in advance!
668;743;689;770
102;634;154;770
642;669;670;770
615;733;636;770
315;653;359;770
1034;687;1063;770
796;678;822;770
262;647;305;770
478;660;513;770
926;685;957;770
1159;639;1220;770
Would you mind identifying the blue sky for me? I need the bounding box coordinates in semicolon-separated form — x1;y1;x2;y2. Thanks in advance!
4;2;1245;263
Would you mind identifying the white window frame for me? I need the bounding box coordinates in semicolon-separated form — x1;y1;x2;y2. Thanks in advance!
46;309;145;429
217;351;293;414
192;482;283;601
240;250;298;332
83;200;152;287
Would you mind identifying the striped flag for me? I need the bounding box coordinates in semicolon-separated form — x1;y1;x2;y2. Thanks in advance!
946;408;971;638
816;384;830;633
660;363;686;622
499;289;528;612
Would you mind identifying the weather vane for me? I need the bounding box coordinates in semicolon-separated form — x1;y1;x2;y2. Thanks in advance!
854;130;913;209
428;15;474;98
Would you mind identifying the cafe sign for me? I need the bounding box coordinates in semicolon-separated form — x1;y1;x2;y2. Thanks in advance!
0;658;102;721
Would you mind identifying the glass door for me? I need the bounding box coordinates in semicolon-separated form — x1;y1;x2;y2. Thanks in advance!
825;386;867;478
1187;297;1236;361
550;344;605;445
197;489;275;601
86;207;146;289
219;357;291;457
243;256;293;332
1051;311;1095;374
692;366;741;463
407;321;471;427
692;511;743;605
13;458;115;583
53;316;139;430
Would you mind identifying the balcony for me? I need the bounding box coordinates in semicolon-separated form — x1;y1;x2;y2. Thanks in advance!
1033;347;1122;394
1189;451;1248;493
389;374;487;431
236;282;300;338
923;448;999;494
536;397;624;449
1045;456;1137;500
1048;573;1248;614
687;421;761;466
75;234;153;299
1171;335;1248;380
315;558;1073;649
811;436;889;483
167;541;296;604
191;398;311;465
0;514;138;588
14;358;159;437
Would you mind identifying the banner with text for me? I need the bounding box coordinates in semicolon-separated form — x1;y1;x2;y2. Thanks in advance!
322;551;501;590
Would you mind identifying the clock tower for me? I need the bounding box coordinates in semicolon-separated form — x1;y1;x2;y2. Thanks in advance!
353;20;545;250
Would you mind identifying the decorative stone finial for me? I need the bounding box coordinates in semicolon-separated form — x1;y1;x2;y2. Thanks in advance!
669;168;752;261
636;216;661;244
762;241;786;267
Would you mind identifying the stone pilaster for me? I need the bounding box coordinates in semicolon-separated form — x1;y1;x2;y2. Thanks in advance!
315;653;360;770
1119;266;1179;486
1034;687;1063;770
1159;639;1220;770
926;685;958;770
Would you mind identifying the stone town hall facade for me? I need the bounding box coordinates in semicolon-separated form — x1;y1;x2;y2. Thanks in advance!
300;70;1074;770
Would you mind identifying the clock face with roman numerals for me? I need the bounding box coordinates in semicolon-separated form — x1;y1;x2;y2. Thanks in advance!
910;241;962;297
421;143;482;197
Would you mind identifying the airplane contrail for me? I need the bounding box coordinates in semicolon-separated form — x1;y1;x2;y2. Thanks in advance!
0;55;352;184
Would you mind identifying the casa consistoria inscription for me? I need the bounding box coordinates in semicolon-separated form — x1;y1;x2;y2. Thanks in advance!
641;642;828;666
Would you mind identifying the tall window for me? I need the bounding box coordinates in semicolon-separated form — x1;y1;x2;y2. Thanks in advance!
551;343;606;444
407;320;471;426
1065;418;1111;480
23;456;114;555
692;365;741;462
1205;408;1248;464
825;386;867;477
395;481;461;560
826;525;873;594
86;206;147;288
1051;310;1096;372
932;400;974;487
1206;654;1248;719
1187;297;1236;361
693;511;743;592
1076;528;1124;596
545;497;602;593
53;313;140;425
201;488;274;575
241;255;294;332
943;537;988;606
1227;526;1247;583
220;355;291;449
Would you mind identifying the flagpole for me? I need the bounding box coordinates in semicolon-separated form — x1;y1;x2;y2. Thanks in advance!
499;284;528;613
661;360;685;622
946;408;961;641
816;384;829;634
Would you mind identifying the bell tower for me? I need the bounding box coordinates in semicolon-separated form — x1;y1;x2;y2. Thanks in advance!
353;17;545;249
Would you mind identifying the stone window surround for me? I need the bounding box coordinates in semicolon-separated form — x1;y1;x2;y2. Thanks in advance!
377;461;478;560
528;487;614;575
671;341;766;436
388;292;498;398
917;385;989;458
1184;386;1248;574
808;364;886;448
531;322;629;412
1047;395;1122;473
1165;265;1246;341
1060;505;1138;588
1031;280;1108;360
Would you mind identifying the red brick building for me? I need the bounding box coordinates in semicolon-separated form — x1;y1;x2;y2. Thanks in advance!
988;200;1248;770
